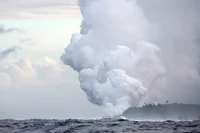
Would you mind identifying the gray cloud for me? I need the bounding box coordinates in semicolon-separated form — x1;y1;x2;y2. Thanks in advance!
20;38;32;43
19;38;36;45
0;46;21;60
0;26;22;34
137;0;200;103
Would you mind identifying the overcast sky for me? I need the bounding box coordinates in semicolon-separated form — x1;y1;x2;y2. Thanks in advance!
0;0;80;19
0;0;106;119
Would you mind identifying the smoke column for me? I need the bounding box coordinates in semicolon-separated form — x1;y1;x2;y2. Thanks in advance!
61;0;200;116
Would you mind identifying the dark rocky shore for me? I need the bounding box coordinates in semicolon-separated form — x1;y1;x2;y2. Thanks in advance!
0;118;200;133
122;103;200;121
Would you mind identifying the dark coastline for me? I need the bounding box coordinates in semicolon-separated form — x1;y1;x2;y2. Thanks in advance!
122;103;200;121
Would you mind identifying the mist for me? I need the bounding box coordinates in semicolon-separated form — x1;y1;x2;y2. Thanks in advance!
61;0;200;116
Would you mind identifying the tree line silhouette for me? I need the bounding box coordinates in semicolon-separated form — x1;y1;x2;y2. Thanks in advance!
122;102;200;121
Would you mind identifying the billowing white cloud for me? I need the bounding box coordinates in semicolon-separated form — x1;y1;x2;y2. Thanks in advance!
61;0;165;116
61;0;200;116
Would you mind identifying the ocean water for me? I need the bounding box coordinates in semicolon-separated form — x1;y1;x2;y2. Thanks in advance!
0;118;199;133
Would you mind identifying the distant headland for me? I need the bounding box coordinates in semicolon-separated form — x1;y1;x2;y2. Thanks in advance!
120;103;200;121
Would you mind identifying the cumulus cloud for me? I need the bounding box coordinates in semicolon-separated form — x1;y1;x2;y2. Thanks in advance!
0;57;68;90
0;57;105;119
61;0;200;116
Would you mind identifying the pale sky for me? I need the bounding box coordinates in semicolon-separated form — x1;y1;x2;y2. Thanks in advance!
0;0;105;119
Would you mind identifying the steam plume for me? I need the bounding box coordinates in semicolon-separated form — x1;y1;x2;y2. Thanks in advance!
61;0;165;115
61;0;200;116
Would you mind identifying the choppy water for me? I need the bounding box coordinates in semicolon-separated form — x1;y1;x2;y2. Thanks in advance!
0;118;199;133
